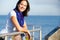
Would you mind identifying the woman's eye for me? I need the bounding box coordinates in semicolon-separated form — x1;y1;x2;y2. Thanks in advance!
20;3;23;5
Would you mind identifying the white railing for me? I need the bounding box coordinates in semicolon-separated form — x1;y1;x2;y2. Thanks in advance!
0;25;42;40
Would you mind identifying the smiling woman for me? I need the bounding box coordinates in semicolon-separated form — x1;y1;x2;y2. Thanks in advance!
0;0;30;40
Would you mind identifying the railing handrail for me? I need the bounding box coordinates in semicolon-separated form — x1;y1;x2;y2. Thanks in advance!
0;29;40;37
0;32;24;37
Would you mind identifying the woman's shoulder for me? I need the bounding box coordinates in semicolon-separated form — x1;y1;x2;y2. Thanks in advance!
9;10;16;17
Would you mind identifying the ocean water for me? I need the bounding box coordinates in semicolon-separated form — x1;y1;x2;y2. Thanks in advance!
0;15;60;40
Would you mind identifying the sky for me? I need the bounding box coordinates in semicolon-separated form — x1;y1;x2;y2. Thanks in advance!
0;0;60;16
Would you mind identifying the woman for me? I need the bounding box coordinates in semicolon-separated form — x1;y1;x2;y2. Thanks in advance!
0;0;30;40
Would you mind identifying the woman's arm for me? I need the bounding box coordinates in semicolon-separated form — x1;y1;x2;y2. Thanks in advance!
11;16;28;32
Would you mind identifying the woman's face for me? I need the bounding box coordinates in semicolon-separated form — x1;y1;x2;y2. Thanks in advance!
18;1;27;12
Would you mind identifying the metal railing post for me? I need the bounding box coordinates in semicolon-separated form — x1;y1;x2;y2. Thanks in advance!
5;36;7;40
33;25;34;40
40;27;42;40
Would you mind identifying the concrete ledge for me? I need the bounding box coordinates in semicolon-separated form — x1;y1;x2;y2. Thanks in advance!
45;26;60;40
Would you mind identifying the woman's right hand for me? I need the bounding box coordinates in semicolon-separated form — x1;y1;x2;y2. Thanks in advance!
24;30;31;40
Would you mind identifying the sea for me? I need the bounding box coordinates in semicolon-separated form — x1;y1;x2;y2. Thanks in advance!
0;15;60;40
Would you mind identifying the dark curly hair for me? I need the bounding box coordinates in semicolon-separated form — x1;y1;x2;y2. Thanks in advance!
15;0;30;16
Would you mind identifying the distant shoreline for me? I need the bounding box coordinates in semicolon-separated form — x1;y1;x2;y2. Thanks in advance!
0;15;60;17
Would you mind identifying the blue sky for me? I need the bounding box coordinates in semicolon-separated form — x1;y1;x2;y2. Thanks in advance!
0;0;60;16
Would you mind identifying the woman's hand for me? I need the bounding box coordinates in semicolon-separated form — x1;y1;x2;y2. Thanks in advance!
24;30;31;40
